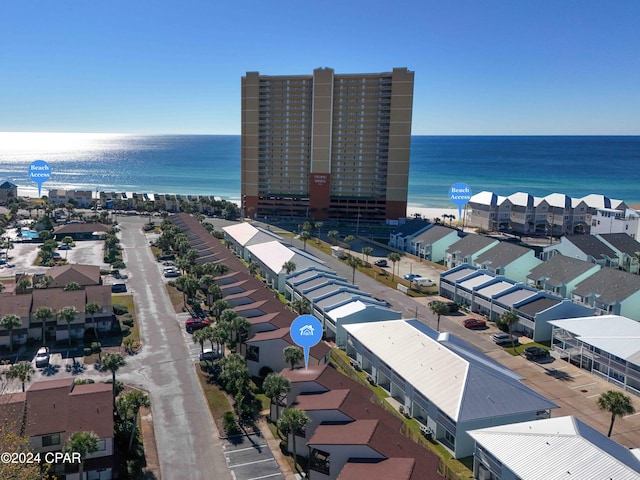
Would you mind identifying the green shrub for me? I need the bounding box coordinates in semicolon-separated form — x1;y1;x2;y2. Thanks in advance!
258;366;274;378
111;260;126;269
120;325;131;337
223;412;239;436
113;304;129;315
83;347;92;356
91;342;102;353
122;317;134;327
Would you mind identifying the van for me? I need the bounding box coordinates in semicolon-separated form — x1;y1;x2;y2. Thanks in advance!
413;278;436;287
491;333;519;346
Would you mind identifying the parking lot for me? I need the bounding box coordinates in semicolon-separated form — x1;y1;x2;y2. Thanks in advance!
222;433;283;480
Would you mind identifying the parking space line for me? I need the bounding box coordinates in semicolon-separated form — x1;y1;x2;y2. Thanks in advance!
246;474;282;480
569;382;596;390
228;458;275;469
226;445;268;453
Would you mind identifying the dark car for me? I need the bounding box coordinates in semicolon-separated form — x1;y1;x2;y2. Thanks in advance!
111;283;127;293
524;346;550;360
374;259;388;267
185;317;211;333
463;318;486;329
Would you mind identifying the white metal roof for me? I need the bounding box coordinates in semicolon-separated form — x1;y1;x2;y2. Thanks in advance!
343;320;557;423
470;191;497;206
441;266;477;282
475;281;516;298
494;288;538;307
223;222;259;246
468;416;640;479
549;315;640;364
458;274;495;290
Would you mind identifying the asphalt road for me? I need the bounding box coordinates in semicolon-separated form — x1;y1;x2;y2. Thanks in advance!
115;216;233;480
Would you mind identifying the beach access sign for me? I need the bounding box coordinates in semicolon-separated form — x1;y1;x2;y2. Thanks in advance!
29;160;51;197
449;182;472;220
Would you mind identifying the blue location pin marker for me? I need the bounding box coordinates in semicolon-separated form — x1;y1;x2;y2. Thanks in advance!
28;160;51;198
290;314;323;369
449;182;472;221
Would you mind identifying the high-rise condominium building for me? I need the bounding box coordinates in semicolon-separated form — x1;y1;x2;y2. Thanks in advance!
241;67;414;222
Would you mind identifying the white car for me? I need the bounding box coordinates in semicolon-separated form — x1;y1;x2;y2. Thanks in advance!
35;346;50;368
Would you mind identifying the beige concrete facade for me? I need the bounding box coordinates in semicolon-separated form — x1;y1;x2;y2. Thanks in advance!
241;67;414;221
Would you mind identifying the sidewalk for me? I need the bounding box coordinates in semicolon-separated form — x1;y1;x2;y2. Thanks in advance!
255;417;298;480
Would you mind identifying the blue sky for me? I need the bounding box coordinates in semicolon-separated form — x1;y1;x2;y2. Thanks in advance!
1;1;639;135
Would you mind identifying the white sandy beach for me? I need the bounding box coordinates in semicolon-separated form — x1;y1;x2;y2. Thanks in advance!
406;205;466;222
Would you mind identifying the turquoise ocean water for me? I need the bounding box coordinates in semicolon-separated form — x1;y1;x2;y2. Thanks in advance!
0;133;638;209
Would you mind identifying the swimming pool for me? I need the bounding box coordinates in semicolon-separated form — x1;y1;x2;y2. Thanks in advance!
20;229;39;239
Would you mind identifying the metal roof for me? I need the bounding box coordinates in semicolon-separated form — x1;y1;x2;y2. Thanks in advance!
475;281;516;298
441;266;478;282
458;274;495;290
549;315;640;364
468;416;640;479
493;288;538;307
343;320;557;423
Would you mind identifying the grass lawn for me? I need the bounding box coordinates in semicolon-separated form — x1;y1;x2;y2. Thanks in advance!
112;294;141;343
195;367;234;433
503;341;550;356
164;284;185;313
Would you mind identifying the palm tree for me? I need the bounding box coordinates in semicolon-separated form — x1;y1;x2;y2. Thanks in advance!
231;315;251;344
85;302;102;340
263;373;291;424
282;261;296;275
8;361;34;392
63;431;99;480
38;275;53;289
344;235;355;253
388;252;402;281
291;298;310;314
428;301;448;332
193;328;207;354
1;314;22;352
299;230;312;251
212;300;230;321
64;281;82;291
17;277;31;294
498;311;520;353
206;284;222;309
213;262;230;277
118;390;151;452
277;408;310;471
58;306;78;346
597;390;636;437
101;352;126;407
283;346;304;369
35;306;53;344
361;246;373;265
248;261;259;277
347;255;363;284
327;230;339;245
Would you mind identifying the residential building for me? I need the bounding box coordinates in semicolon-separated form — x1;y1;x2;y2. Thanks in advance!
0;377;114;480
222;222;282;260
45;264;102;288
468;191;511;231
444;234;498;269
343;319;558;458
53;223;110;241
409;225;459;262
550;315;640;395
591;208;640;238
473;242;542;283
506;192;535;235
48;189;95;208
542;234;620;268
389;219;431;250
596;232;640;273
468;416;640;480
526;254;600;299
0;180;18;204
241;67;414;221
571;268;640;320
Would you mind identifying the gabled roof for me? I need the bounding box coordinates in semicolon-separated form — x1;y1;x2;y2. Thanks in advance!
247;241;325;275
0;294;32;318
32;288;86;312
48;264;101;287
474;242;534;268
469;191;498;206
580;194;612;210
598;233;640;256
527;255;600;287
343;320;557;423
53;223;110;235
338;458;415;480
549;315;640;364
391;219;431;237
562;235;617;260
293;389;350;411
0;181;17;189
468;416;640;480
572;268;640;304
544;193;572;209
222;222;281;246
445;235;498;257
412;225;458;244
507;192;534;208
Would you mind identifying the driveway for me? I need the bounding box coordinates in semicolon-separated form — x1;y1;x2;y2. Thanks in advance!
114;217;232;480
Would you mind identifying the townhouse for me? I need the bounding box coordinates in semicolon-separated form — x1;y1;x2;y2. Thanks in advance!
0;377;114;479
550;315;640;394
596;232;640;273
571;268;640;320
222;222;282;261
389;219;432;251
444;234;498;269
468;416;640;480
472;241;542;283
526;254;600;299
408;225;460;262
543;234;620;267
343;319;558;458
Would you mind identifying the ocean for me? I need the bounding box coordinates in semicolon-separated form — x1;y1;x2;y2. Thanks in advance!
0;133;639;209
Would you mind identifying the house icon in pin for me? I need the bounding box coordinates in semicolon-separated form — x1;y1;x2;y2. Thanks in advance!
299;325;315;336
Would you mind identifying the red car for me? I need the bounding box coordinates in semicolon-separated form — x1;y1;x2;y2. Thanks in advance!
185;318;211;333
463;318;486;329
